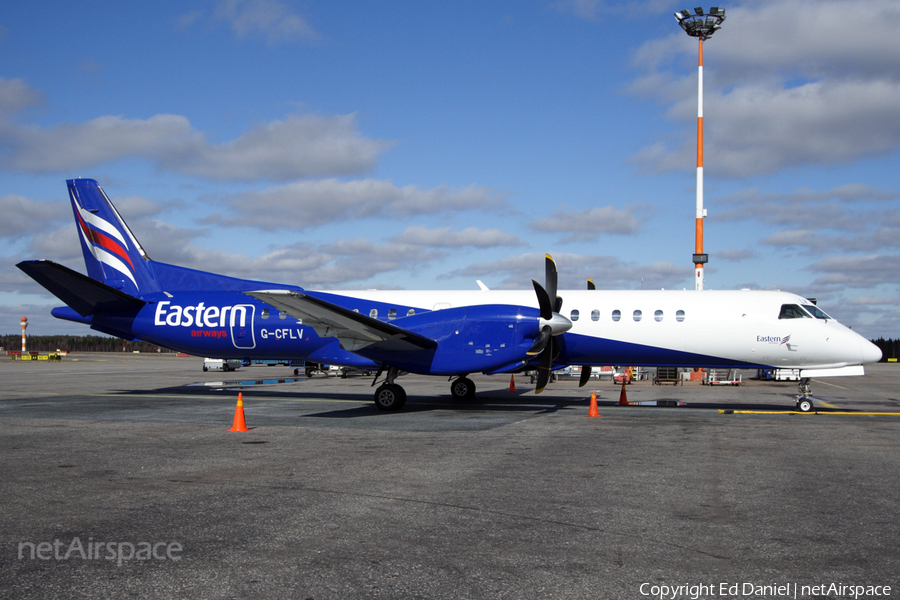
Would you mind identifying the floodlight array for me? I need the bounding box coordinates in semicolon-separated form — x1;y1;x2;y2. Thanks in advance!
674;6;726;41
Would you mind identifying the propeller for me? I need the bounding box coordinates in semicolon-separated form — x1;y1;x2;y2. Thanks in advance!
545;253;562;313
530;255;572;393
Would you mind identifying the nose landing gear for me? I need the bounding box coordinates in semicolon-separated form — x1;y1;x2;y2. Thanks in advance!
796;378;814;412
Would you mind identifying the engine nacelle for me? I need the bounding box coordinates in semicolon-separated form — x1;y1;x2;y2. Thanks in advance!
354;304;544;375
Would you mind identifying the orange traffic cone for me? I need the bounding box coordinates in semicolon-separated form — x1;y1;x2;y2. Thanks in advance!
618;382;628;405
509;375;516;392
229;392;249;432
587;391;600;417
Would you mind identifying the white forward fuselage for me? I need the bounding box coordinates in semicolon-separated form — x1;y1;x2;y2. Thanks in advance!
323;288;880;371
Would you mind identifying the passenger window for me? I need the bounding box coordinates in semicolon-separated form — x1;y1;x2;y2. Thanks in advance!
676;310;685;322
570;309;580;322
779;304;810;319
591;309;599;321
612;310;621;322
261;309;270;320
388;308;397;320
369;308;378;319
654;310;663;322
279;311;287;320
633;310;642;322
407;308;416;317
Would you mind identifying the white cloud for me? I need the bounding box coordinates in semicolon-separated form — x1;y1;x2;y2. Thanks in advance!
629;0;900;178
205;179;509;230
0;77;43;117
0;195;66;240
171;114;390;181
390;226;524;248
847;296;897;307
529;205;640;243
717;248;755;262
808;254;900;288
214;0;318;44
0;107;389;181
447;251;689;290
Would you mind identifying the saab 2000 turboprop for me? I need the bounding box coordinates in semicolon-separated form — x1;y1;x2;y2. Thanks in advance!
18;179;882;412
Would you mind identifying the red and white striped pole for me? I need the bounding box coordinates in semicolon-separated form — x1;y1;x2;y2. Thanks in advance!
20;316;27;353
676;7;723;290
694;37;706;291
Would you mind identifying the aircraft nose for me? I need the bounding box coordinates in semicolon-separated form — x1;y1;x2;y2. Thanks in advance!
860;337;883;364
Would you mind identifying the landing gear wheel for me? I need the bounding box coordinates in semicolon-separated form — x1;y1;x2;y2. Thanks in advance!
374;383;407;411
796;398;814;413
450;377;476;400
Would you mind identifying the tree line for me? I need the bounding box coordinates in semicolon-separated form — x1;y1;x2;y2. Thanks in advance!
870;338;899;362
0;335;169;354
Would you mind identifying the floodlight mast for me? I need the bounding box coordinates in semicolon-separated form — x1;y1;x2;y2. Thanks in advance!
674;7;725;290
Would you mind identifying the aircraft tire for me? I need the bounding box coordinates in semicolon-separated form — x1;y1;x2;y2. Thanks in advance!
374;384;406;411
450;377;475;400
797;398;814;412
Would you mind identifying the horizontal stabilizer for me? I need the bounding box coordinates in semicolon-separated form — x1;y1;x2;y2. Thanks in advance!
17;260;146;317
246;289;437;352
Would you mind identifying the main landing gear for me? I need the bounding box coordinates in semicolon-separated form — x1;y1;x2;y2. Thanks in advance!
371;369;478;411
796;378;814;412
373;366;406;411
450;376;476;400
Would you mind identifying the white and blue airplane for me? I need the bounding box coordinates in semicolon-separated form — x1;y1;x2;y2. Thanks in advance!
18;179;882;412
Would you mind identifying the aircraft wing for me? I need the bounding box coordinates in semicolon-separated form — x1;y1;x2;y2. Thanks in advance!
246;290;437;352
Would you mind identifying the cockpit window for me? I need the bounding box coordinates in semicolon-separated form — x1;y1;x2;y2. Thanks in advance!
805;305;832;320
778;304;811;319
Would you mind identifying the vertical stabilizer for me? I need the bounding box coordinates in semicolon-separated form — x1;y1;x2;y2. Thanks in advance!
67;178;159;296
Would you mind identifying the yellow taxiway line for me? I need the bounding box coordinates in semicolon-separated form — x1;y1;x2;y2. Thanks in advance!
719;410;900;416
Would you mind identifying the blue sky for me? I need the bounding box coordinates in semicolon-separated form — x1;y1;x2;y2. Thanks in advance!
2;0;899;339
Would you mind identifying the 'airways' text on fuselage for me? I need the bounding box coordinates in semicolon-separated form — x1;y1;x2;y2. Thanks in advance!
154;301;249;328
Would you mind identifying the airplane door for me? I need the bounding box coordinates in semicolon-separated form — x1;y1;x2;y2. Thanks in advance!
230;304;256;349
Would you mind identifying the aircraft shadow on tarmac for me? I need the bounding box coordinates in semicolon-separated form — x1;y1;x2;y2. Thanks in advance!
103;382;870;418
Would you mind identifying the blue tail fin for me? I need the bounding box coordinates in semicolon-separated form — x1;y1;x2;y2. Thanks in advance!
67;178;159;296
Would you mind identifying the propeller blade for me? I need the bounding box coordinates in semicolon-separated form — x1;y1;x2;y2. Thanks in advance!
544;254;557;303
545;254;562;313
532;280;552;321
527;325;552;356
535;345;553;394
550;335;560;361
587;278;595;291
579;365;592;387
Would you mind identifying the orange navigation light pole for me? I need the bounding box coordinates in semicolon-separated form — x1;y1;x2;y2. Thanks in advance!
675;7;725;290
